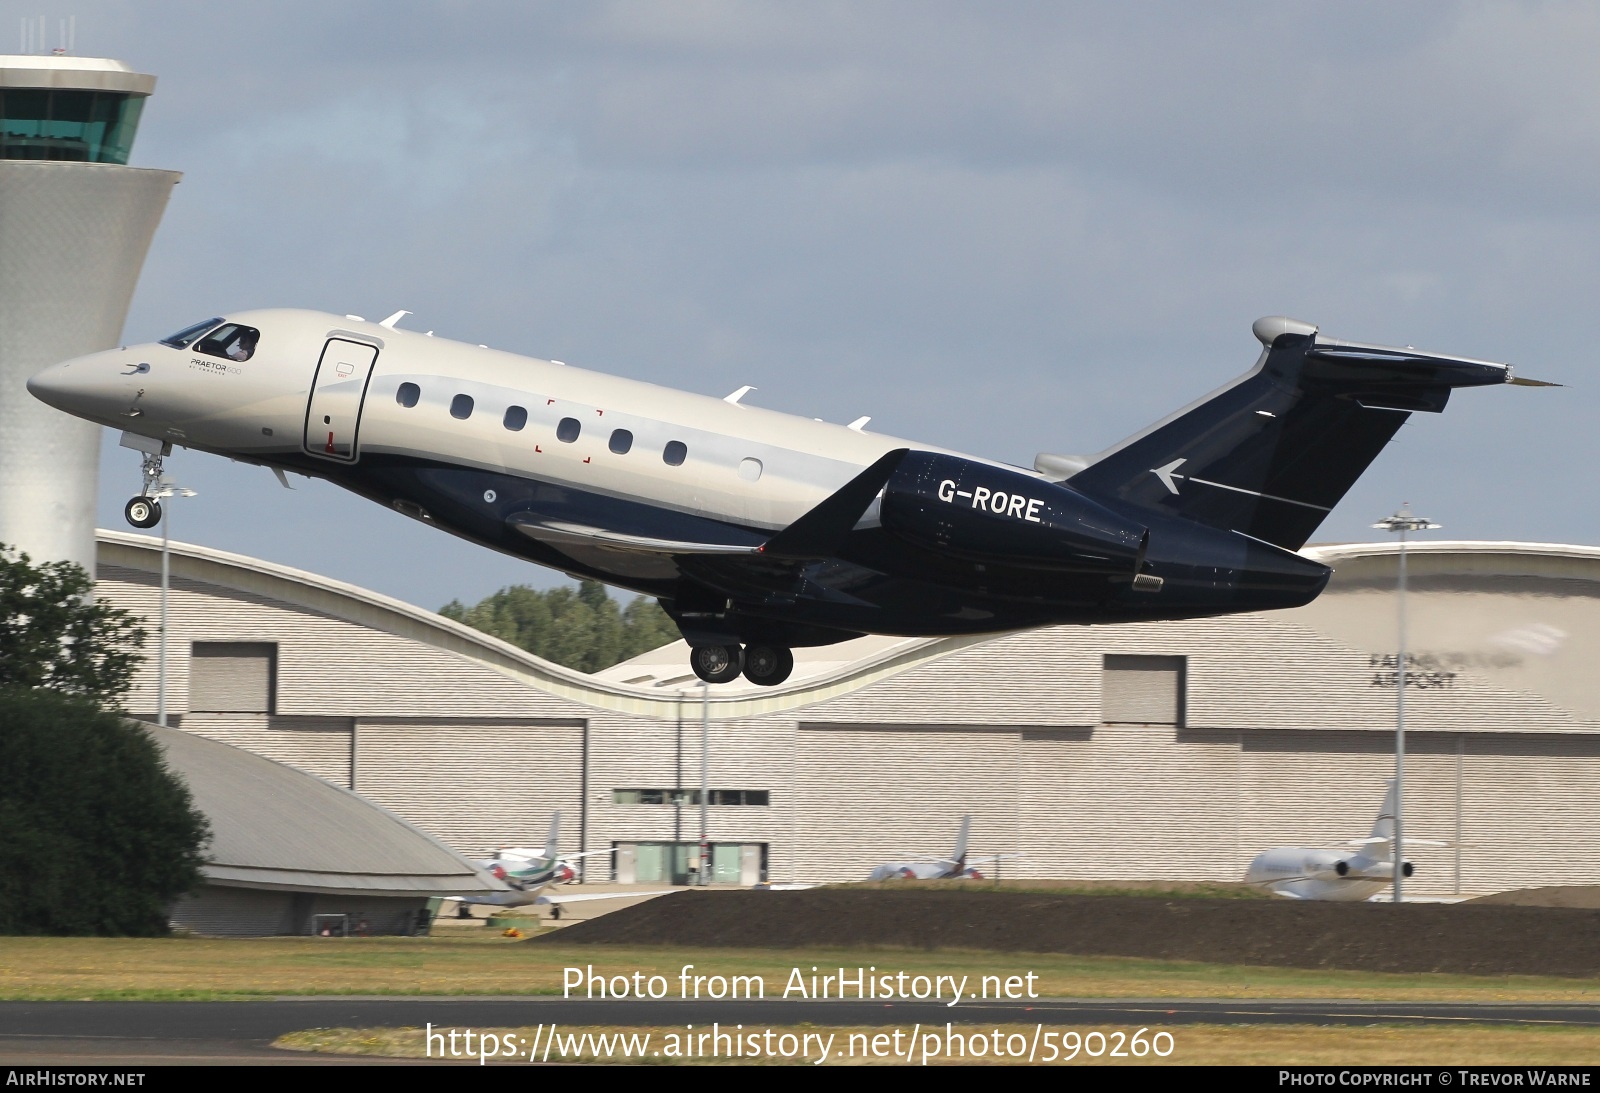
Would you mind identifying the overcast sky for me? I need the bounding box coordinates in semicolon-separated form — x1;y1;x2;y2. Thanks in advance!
21;1;1596;609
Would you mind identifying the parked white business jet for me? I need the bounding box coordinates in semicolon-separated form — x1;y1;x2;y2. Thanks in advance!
1243;783;1445;901
867;815;1021;880
29;309;1548;685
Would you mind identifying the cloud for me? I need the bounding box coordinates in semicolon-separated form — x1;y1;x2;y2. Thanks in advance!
21;0;1587;607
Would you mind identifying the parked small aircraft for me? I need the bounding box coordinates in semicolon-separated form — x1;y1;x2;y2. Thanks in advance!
1243;783;1446;901
452;811;659;911
30;311;1549;685
867;816;1021;880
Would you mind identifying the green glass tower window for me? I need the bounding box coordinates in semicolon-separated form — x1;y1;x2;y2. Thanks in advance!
0;89;145;164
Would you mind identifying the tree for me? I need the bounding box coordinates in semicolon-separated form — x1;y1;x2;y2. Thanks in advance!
0;547;207;935
440;580;681;674
0;686;210;935
0;544;146;703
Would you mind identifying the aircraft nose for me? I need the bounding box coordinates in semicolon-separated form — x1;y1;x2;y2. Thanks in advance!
26;359;80;410
27;351;138;415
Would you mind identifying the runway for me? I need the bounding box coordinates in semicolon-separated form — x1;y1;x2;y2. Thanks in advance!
3;998;1598;1064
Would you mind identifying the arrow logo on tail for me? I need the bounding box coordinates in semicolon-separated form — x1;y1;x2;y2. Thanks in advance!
1152;459;1187;495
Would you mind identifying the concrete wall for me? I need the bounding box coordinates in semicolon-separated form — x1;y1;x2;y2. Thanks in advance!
100;535;1600;896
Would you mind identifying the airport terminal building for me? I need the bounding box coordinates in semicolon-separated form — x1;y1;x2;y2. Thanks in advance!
98;531;1600;897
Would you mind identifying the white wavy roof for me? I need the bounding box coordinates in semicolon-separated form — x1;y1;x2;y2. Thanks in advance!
99;530;1600;719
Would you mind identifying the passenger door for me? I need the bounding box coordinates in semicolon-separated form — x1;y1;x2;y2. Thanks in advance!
304;338;378;461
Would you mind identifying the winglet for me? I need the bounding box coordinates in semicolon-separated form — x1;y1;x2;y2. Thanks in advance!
761;448;909;559
379;310;411;329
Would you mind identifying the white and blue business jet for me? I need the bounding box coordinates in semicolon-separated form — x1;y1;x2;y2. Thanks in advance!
29;309;1547;685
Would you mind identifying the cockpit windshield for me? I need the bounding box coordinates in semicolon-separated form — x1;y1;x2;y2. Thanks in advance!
193;323;261;363
159;317;224;350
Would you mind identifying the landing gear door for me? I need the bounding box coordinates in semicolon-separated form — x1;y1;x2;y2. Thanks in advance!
304;339;378;462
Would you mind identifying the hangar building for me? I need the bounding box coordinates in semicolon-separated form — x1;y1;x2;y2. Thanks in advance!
150;722;506;936
98;530;1600;896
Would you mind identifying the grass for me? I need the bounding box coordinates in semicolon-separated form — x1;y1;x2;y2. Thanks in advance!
3;935;1599;1003
275;1022;1600;1065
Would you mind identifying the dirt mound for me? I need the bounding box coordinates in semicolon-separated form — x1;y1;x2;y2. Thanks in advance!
1467;886;1600;909
532;888;1600;978
852;878;1270;899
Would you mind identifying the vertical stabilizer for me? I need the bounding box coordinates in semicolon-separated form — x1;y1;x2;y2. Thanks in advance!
951;815;972;874
543;810;562;859
1063;318;1520;550
1368;781;1398;860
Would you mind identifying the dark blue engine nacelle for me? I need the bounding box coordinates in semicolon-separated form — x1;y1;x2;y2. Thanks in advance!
880;451;1146;573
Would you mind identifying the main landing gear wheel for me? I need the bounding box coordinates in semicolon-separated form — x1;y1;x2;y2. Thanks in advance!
124;496;162;529
690;644;745;685
742;644;794;687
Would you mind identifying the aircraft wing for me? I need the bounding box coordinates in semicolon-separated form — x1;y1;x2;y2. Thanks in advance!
533;890;676;906
509;514;761;555
447;891;539;907
507;448;910;561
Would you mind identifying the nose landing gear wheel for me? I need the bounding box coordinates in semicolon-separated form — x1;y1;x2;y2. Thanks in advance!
742;645;794;687
690;644;745;684
124;496;162;529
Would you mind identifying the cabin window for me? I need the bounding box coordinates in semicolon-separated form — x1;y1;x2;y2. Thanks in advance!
557;417;581;443
503;405;527;431
450;394;474;420
609;429;633;455
395;382;420;408
738;457;763;482
663;440;687;467
193;323;260;363
160;317;223;349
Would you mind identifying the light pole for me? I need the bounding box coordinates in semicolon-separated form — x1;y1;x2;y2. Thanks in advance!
1371;505;1439;903
152;476;197;727
699;681;710;886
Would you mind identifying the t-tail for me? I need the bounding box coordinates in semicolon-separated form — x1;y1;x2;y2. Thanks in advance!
1054;317;1554;551
1345;780;1447;868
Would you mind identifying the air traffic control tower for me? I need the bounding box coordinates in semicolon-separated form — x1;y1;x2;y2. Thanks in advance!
0;54;178;571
